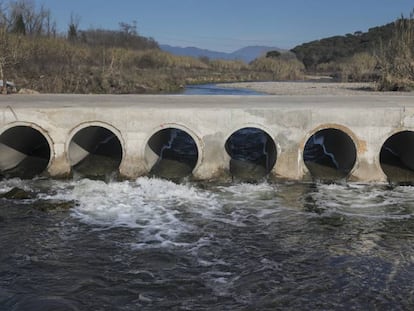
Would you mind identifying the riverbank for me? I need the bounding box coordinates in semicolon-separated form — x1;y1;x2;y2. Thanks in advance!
216;81;414;96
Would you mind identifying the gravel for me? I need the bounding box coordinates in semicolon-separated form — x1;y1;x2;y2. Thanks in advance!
217;81;414;96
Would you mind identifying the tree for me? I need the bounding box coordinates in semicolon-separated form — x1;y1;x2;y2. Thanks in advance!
119;20;137;36
9;0;53;36
266;50;281;58
67;13;80;41
11;13;25;34
44;8;56;37
0;1;8;28
79;22;159;50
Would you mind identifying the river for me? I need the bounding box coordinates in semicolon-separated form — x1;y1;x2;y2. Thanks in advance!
182;83;265;95
1;85;414;310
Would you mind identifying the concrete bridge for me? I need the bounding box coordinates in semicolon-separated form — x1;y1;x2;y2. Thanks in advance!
1;94;414;183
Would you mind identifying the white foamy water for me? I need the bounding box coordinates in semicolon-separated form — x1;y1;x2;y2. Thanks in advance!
309;183;414;220
0;177;35;194
3;178;414;224
41;177;221;248
218;182;277;201
3;177;414;255
3;178;414;310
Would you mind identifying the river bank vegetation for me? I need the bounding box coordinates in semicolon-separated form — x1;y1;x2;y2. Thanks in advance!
0;0;304;94
0;1;413;94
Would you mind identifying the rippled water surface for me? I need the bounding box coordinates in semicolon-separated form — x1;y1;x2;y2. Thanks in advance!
1;177;414;310
183;83;264;95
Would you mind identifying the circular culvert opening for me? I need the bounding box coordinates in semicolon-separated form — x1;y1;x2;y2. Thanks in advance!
0;126;51;178
225;127;277;181
145;127;199;180
68;126;123;178
303;128;356;181
380;131;414;184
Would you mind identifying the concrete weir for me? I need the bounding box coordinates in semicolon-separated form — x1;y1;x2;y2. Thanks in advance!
1;94;414;182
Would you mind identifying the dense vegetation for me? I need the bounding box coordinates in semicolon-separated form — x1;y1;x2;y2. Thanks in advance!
376;14;414;91
291;23;395;70
0;0;304;94
290;11;414;90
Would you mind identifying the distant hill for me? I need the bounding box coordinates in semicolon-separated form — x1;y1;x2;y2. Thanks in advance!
291;22;395;70
160;45;230;60
160;45;284;63
230;46;286;63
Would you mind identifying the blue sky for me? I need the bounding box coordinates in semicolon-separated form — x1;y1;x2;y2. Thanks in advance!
39;0;414;52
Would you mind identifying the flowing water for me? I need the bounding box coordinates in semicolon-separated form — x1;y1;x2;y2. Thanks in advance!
2;85;414;310
1;177;414;310
183;84;264;95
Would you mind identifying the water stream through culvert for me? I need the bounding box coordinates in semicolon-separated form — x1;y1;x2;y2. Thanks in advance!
1;85;414;310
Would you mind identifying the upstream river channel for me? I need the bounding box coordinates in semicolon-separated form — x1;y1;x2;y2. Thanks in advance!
1;85;414;310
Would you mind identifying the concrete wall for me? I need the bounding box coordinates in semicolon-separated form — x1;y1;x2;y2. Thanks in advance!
1;94;414;182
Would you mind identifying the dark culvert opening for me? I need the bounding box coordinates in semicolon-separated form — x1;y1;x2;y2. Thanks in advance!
303;128;356;181
147;128;199;180
0;126;51;178
380;131;414;184
225;127;277;181
69;126;123;178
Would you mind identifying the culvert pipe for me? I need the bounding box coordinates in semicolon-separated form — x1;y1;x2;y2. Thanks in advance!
225;127;277;181
145;128;198;180
68;126;123;178
303;128;356;181
380;131;414;184
0;126;51;178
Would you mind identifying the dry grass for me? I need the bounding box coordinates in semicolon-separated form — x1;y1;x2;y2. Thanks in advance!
249;57;305;80
2;34;292;93
376;10;414;91
315;53;378;82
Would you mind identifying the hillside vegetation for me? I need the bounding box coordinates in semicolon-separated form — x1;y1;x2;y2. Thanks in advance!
291;10;414;90
291;23;394;70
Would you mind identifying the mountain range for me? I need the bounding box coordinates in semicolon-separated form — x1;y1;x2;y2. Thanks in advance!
160;45;284;63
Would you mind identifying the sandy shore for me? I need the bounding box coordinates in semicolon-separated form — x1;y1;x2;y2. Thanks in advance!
217;81;414;96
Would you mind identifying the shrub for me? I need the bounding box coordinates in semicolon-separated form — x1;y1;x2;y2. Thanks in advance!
317;52;378;82
249;57;305;80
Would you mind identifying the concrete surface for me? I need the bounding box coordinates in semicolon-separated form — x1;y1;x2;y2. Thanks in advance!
0;94;414;182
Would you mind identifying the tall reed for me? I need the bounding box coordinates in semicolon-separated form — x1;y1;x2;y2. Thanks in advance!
377;10;414;91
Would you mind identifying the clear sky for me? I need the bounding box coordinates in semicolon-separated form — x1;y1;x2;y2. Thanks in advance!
38;0;414;52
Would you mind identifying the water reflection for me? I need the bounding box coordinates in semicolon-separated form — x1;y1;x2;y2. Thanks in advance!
183;84;264;95
69;126;123;180
0;126;51;179
380;131;414;184
304;128;357;181
147;128;198;180
225;127;277;181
